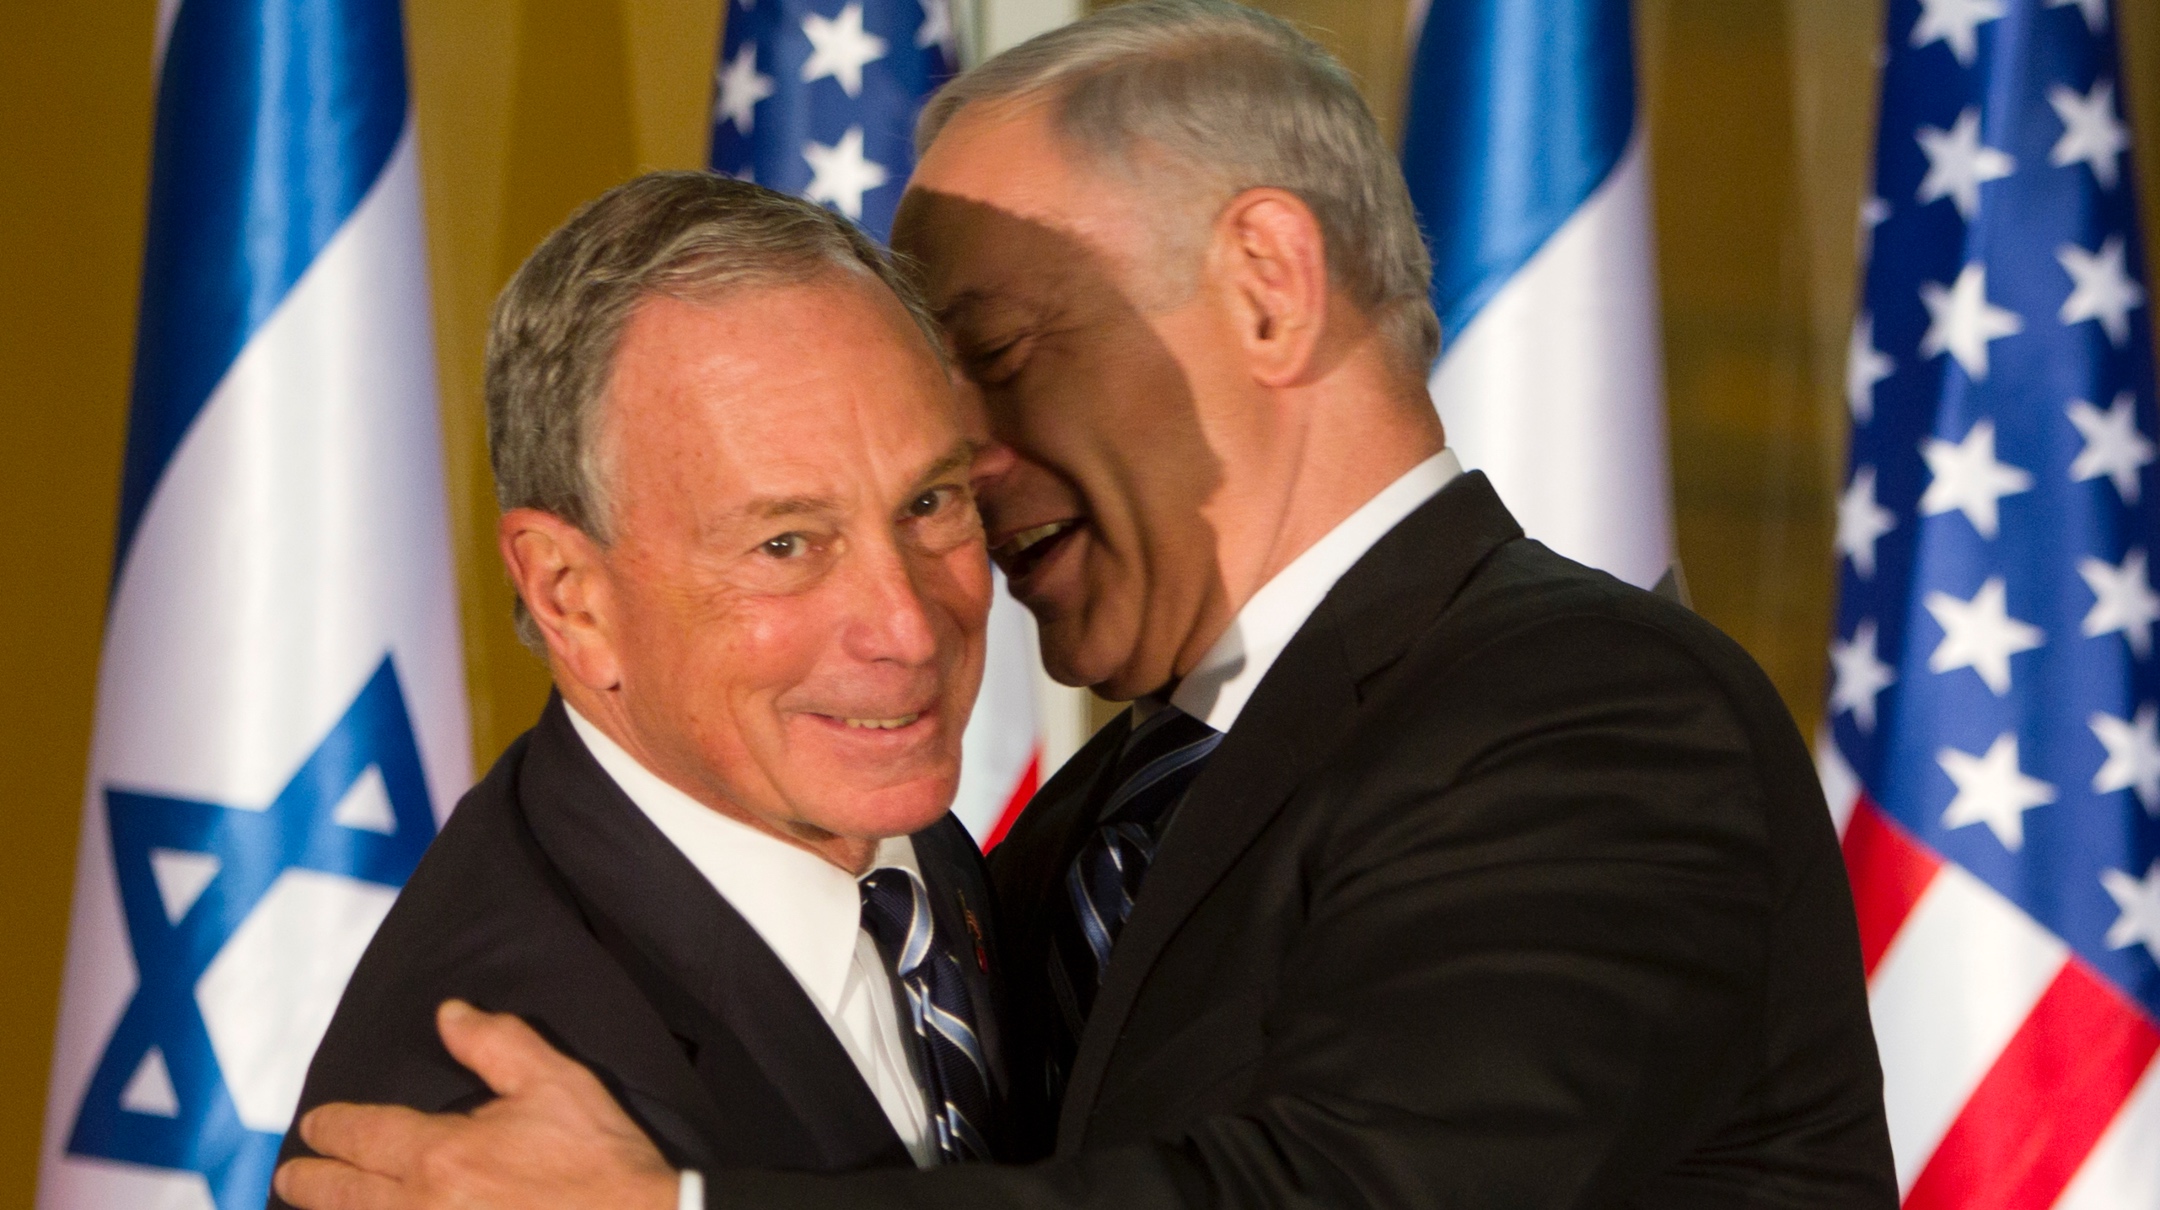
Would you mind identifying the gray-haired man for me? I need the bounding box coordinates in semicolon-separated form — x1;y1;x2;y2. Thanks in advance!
280;3;1897;1207
267;172;1014;1207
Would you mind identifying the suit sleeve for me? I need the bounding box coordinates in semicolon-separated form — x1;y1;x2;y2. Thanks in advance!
709;614;1879;1209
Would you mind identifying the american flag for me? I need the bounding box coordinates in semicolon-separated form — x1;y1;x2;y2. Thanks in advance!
1824;0;2160;1204
706;0;1046;847
709;0;955;236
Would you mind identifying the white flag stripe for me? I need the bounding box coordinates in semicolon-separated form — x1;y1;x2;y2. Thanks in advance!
39;750;141;1207
87;130;469;817
1867;860;2069;1193
953;571;1040;842
1814;725;1862;835
1427;133;1673;589
2055;1051;2160;1210
152;0;184;73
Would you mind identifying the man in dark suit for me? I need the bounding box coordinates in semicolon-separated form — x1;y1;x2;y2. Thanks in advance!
270;173;1017;1207
278;3;1899;1206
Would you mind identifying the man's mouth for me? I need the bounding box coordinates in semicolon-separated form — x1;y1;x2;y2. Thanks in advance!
991;519;1082;583
839;714;921;730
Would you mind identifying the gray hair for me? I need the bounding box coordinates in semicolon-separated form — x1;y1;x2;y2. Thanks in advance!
486;170;943;652
919;0;1439;372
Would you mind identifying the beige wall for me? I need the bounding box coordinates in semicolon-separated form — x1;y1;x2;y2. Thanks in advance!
4;0;2160;1200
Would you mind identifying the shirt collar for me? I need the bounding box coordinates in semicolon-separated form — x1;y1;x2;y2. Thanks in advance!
563;704;918;1016
1168;449;1461;732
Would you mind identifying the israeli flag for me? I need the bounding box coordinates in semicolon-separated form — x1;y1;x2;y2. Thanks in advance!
1403;0;1674;588
38;3;471;1209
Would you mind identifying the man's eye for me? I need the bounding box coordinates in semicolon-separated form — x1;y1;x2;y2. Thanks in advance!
966;338;1027;385
760;533;808;558
903;485;980;554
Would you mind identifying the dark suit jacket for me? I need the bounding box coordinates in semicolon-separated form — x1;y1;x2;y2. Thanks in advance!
718;471;1897;1207
270;697;1007;1205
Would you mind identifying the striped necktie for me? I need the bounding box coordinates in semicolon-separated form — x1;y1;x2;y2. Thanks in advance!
860;866;995;1163
1044;705;1223;1087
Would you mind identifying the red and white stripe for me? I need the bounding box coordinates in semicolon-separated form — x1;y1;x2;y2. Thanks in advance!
1818;733;2160;1209
952;573;1043;850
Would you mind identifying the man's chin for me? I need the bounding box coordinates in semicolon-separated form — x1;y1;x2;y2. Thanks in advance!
795;772;961;842
1038;620;1156;700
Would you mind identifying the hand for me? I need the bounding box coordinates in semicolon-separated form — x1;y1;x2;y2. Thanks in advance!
274;1000;681;1210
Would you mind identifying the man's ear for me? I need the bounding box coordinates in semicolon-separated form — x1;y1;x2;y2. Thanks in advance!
498;508;623;692
1212;188;1330;388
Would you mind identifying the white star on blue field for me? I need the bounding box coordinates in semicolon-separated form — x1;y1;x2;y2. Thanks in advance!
709;0;956;239
66;658;437;1210
1832;0;2160;1013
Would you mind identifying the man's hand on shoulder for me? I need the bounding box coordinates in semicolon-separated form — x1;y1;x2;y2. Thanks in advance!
274;1000;680;1210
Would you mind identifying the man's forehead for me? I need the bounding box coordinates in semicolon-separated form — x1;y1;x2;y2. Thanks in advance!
910;96;1071;199
934;282;1049;334
603;286;958;499
901;107;1150;275
706;439;975;526
899;200;1150;340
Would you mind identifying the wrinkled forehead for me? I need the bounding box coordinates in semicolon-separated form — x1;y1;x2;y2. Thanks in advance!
593;279;960;518
899;104;1216;325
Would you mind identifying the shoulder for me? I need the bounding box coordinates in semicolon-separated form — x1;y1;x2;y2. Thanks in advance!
1321;537;1831;892
1403;540;1800;751
360;729;586;988
1457;542;1759;672
295;729;613;1114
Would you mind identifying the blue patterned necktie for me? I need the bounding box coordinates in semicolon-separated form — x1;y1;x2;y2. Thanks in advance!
860;866;995;1163
1045;705;1223;1086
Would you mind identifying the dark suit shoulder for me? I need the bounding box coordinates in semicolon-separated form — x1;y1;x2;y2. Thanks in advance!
1344;541;1780;777
1300;537;1891;1205
290;730;664;1117
1375;539;1840;893
1441;539;1777;697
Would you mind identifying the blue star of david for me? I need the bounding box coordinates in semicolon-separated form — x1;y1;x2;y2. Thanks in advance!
67;656;438;1210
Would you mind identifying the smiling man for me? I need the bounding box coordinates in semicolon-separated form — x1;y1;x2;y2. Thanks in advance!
279;3;1896;1207
266;173;1011;1208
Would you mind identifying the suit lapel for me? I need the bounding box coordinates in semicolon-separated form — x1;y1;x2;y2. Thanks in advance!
1051;629;1359;1147
914;814;1010;1101
1056;472;1525;1145
518;701;909;1169
988;712;1130;953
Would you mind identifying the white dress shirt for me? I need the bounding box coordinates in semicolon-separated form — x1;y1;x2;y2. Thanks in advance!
1169;449;1462;732
564;706;937;1170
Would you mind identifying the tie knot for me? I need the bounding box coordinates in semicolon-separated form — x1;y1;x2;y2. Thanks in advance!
860;866;931;976
1102;705;1223;825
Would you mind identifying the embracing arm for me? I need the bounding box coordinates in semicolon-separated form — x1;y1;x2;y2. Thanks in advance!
275;1001;679;1210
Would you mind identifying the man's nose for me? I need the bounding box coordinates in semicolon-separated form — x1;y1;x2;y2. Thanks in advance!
974;443;1071;536
970;440;1019;499
842;540;941;667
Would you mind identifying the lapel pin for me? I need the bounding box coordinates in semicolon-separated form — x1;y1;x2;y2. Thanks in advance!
957;889;990;973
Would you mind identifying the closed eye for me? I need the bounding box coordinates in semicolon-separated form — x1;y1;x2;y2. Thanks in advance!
964;336;1030;385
